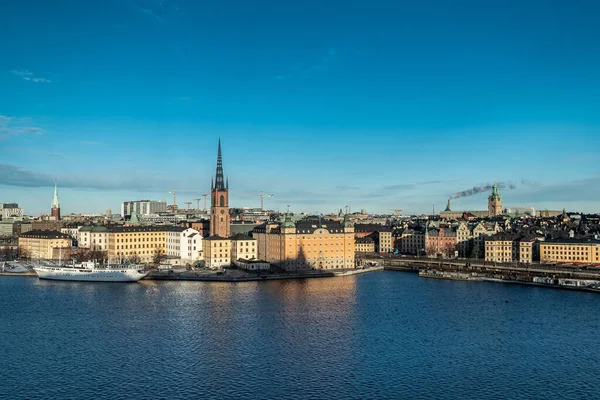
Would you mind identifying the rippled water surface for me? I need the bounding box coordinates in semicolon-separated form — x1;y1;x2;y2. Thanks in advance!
1;272;600;399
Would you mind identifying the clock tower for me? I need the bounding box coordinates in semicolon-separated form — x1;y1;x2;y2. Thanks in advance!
210;138;230;237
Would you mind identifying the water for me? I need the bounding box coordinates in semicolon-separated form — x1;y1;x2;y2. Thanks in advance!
1;271;599;399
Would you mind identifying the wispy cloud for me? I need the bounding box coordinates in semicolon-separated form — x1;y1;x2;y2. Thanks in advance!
12;69;51;83
0;163;171;192
131;0;180;24
79;140;102;146
0;116;45;141
276;47;337;80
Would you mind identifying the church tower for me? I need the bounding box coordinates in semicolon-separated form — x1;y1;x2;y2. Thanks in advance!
488;183;502;217
51;178;61;220
209;139;230;237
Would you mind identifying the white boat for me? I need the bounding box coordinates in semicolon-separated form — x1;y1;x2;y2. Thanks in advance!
33;262;149;282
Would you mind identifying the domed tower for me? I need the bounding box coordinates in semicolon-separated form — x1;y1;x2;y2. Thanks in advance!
488;183;502;217
209;138;230;237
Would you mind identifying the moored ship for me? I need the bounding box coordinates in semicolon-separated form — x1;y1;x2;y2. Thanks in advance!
34;262;149;282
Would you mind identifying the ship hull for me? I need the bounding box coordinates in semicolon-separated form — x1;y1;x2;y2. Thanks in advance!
34;268;148;282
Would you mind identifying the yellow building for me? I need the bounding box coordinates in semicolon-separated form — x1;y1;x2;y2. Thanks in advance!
485;234;536;263
355;236;376;253
231;233;257;264
540;240;600;264
204;235;232;268
107;226;168;263
253;216;355;271
18;230;71;260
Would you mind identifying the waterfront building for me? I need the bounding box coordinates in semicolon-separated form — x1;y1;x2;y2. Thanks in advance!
121;200;167;218
77;226;109;250
471;222;498;258
18;230;71;260
540;239;600;264
253;215;355;271
106;226;168;263
50;179;61;220
397;228;425;255
236;259;270;271
166;227;185;258
203;235;231;268
484;233;538;264
354;224;393;253
424;225;457;258
230;233;258;264
210;139;231;238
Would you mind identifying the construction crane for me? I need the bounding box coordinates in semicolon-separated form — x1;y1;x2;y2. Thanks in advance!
193;198;202;210
390;209;403;217
202;193;208;211
184;202;192;209
240;191;275;210
167;189;198;208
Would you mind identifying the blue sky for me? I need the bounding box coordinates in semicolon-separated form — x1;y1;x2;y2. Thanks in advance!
1;0;599;216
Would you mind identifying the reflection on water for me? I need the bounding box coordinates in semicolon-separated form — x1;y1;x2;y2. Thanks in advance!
1;273;600;399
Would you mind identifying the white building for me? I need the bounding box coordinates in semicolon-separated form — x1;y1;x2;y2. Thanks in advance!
78;226;109;250
61;226;80;240
1;203;23;219
166;227;202;264
230;233;257;264
236;259;270;271
180;229;202;262
121;200;167;217
166;227;185;258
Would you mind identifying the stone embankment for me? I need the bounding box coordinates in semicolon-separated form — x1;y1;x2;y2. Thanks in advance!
383;257;600;292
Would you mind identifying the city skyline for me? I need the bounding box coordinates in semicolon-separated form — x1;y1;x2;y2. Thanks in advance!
2;0;600;215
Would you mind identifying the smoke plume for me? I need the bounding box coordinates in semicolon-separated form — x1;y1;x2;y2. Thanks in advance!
451;182;515;199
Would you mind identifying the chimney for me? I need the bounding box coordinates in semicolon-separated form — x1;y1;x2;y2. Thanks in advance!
445;199;451;212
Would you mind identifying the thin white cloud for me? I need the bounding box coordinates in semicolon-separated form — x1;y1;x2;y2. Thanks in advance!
0;116;45;141
12;69;51;83
0;163;172;192
79;140;102;145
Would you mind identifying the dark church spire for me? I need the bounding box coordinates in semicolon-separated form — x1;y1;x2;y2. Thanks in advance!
214;138;225;191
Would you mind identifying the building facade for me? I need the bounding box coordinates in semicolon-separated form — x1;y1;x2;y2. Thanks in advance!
106;226;168;263
181;228;202;262
425;226;457;257
210;139;231;238
204;235;231;268
121;200;167;218
355;236;376;253
78;226;109;250
253;216;355;271
1;203;23;219
18;230;71;260
230;233;258;264
540;240;600;264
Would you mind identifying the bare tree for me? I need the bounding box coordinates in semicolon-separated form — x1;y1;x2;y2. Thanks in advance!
18;246;31;261
152;247;166;265
128;253;141;264
88;246;107;263
73;248;91;262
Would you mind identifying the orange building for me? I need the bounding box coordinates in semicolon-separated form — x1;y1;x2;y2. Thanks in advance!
253;216;355;271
